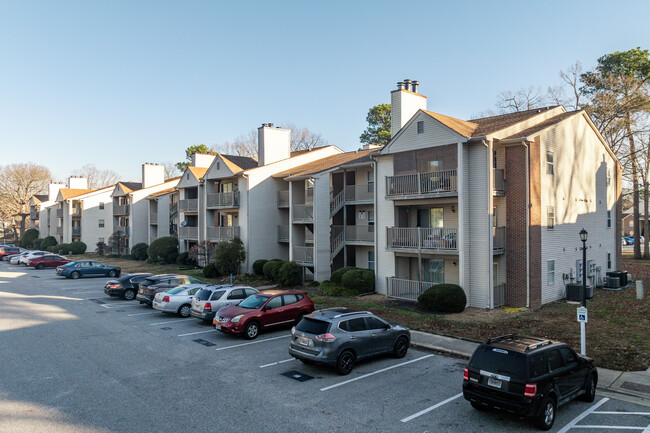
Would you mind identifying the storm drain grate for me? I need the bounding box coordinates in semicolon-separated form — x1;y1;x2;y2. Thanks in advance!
281;370;314;382
88;298;106;305
160;327;172;330
621;381;650;395
193;339;215;347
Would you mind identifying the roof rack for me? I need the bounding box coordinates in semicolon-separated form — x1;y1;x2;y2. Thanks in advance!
321;307;348;312
333;311;372;319
486;335;554;351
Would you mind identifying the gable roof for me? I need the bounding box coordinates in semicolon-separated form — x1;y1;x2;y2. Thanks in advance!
273;149;375;180
118;182;143;193
505;111;580;139
31;195;48;204
146;187;177;199
221;155;258;173
187;167;209;180
58;188;95;200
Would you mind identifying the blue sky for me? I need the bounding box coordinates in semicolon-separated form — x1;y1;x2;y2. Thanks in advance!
2;0;649;181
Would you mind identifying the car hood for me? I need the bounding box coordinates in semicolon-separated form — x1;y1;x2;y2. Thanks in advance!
217;305;255;318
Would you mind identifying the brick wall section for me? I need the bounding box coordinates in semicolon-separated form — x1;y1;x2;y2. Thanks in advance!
616;163;623;268
505;144;528;307
529;137;542;310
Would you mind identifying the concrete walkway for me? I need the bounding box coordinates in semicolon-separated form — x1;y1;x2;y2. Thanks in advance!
410;329;650;407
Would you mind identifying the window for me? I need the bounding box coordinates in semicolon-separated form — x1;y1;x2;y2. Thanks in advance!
306;179;314;198
607;210;611;228
529;352;548;378
417;121;424;134
210;290;225;301
345;318;367;332
418;208;443;228
493;150;497;169
365;317;388;330
245;288;258;297
99;219;105;228
227;289;246;300
559;347;578;365
99;202;104;210
493;206;497;228
547;206;555;230
264;296;283;309
282;294;299;305
607;252;612;270
546;151;554;175
186;173;190;179
368;210;375;225
547;349;564;371
216;161;220;170
368;250;375;271
607;169;611;186
547;260;555;286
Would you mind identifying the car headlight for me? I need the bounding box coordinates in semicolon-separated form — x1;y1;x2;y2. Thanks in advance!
231;314;244;323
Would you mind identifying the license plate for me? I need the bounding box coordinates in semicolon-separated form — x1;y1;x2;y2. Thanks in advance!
487;377;502;388
298;337;310;346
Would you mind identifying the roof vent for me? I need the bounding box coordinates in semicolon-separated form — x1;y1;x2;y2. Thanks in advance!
411;80;419;93
403;79;412;91
396;81;404;90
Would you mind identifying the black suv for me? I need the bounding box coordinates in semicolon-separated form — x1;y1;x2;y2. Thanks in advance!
463;335;597;430
136;274;202;305
104;273;154;300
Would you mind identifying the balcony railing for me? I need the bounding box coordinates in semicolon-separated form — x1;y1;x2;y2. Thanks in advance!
386;277;436;302
386;227;457;252
72;209;82;217
293;246;314;265
207;226;239;242
150;212;158;223
179;226;198;239
277;225;289;242
56;209;63;218
293;204;314;223
117;226;130;236
494;169;505;195
72;227;81;236
305;228;314;243
207;191;240;209
277;191;289;208
170;202;178;215
493;226;506;252
179;199;198;212
331;225;374;244
30;211;39;220
344;183;374;203
113;204;130;216
386;169;457;197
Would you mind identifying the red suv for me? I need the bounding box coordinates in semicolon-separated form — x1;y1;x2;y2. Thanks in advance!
28;255;71;269
213;290;314;339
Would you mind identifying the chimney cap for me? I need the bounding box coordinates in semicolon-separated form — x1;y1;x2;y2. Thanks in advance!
397;81;404;90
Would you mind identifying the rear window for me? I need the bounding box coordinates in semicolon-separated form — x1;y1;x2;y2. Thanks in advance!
296;318;330;335
141;279;156;287
469;346;527;379
167;286;190;295
195;289;213;301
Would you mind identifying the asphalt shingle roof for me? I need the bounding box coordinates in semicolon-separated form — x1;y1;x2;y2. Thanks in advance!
273;149;375;179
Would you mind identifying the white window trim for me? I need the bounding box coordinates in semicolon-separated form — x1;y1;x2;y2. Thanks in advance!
547;260;555;286
547;206;555;230
546;151;554;175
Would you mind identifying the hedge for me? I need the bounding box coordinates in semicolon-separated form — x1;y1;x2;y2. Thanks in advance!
331;266;356;284
417;283;467;313
318;280;357;297
253;259;268;276
278;261;302;286
33;238;43;250
263;259;284;282
131;243;148;261
341;269;375;294
49;243;70;254
41;236;58;249
68;241;87;254
20;229;39;248
176;251;197;266
147;237;179;264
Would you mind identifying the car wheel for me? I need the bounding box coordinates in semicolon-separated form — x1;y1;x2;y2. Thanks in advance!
178;304;191;318
393;336;409;358
244;322;260;340
108;270;117;277
336;350;355;375
470;401;489;411
122;289;136;301
71;271;81;280
36;263;45;270
534;395;556;431
581;374;597;402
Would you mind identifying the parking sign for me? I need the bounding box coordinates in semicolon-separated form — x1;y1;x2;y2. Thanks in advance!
577;306;588;323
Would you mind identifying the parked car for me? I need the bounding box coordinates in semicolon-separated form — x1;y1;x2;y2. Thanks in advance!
288;308;411;375
213;290;315;340
28;254;71;269
5;253;25;263
136;274;202;306
462;334;597;430
20;251;48;265
0;246;21;259
104;273;154;300
190;285;258;322
55;260;121;279
152;284;205;317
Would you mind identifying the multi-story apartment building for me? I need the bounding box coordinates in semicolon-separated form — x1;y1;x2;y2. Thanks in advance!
146;188;177;244
46;176;91;244
31;182;65;236
374;80;621;309
29;195;48;230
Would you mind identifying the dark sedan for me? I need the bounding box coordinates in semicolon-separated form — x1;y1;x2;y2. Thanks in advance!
105;273;154;300
56;260;121;279
136;274;202;306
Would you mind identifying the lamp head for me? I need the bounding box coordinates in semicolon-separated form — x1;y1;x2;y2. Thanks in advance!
579;228;588;242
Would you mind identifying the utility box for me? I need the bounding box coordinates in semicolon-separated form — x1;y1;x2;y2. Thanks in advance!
606;271;628;287
566;283;593;301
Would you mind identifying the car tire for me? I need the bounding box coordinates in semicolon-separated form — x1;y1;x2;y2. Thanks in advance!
470;401;489;411
36;263;45;270
244;322;260;340
581;374;597;402
108;270;117;277
122;289;136;301
336;350;355;375
534;395;556;431
70;271;80;280
393;336;409;358
178;304;191;318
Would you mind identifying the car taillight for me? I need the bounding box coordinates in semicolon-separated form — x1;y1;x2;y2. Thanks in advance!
524;383;537;398
315;333;336;342
107;284;120;289
204;302;211;312
463;368;469;381
163;296;169;302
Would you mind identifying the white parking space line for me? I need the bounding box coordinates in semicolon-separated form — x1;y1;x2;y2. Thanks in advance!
127;312;159;317
400;392;463;423
101;304;142;309
570;427;645;430
215;335;290;351
148;318;194;326
556;398;609;433
320;354;434;392
593;412;650;416
177;329;217;337
260;358;296;368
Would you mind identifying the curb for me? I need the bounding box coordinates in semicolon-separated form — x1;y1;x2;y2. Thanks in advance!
409;341;472;360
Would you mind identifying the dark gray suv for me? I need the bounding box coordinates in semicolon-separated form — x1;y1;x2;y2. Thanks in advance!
288;308;410;375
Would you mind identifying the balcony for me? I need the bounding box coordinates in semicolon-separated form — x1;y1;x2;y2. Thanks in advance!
344;183;374;203
150;212;158;224
277;191;289;208
72;227;81;236
56;226;63;235
386;169;457;199
386;227;457;253
113;205;130;216
56;209;63;218
292;204;314;223
179;199;198;212
386;277;436;301
30;211;39;220
72;208;82;218
293;246;314;265
207;226;240;242
207;191;240;209
331;225;374;245
277;225;289;242
493;226;506;253
179;226;198;239
116;226;130;236
494;169;506;196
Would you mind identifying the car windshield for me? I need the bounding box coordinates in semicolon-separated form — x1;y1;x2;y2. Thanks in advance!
238;294;269;309
195;289;213;301
167;286;190;295
296;318;330;335
469;346;527;378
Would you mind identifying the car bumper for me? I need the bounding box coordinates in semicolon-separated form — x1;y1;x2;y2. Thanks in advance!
213;319;244;335
462;383;538;417
56;269;70;277
104;288;123;296
136;294;152;304
288;344;337;365
190;309;215;321
152;301;177;313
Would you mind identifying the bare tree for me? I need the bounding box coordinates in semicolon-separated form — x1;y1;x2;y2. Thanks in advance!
162;161;180;179
496;86;545;113
0;163;51;236
213;124;327;158
559;61;585;110
73;164;120;189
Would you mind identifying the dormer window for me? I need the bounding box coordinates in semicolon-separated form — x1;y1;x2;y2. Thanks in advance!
417;121;424;134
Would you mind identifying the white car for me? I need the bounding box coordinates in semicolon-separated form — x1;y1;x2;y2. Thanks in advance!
11;252;31;265
20;251;48;265
152;284;204;317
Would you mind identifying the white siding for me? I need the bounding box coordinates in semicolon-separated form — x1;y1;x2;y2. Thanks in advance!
375;155;395;294
385;111;464;154
313;172;331;282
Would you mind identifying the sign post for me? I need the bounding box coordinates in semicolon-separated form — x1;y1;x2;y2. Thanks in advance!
577;306;588;355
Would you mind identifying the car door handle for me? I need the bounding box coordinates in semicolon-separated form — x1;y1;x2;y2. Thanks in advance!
349;336;355;340
372;334;377;337
278;310;284;312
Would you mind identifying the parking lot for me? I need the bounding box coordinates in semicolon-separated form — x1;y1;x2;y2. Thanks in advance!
1;262;649;433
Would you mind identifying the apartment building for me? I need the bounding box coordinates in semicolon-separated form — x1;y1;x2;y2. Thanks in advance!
32;182;65;237
43;177;91;244
375;80;621;309
146;188;177;244
29;195;48;230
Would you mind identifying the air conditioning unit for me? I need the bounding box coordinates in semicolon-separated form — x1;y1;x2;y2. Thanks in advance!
605;276;621;289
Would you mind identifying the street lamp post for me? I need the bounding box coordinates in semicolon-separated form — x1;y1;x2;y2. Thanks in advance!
578;228;588;355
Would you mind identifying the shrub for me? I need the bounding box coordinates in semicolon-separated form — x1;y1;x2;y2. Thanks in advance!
41;236;58;249
277;261;302;286
20;229;39;248
147;237;179;264
33;238;43;250
49;243;70;254
253;259;268;276
331;266;356;284
96;241;107;256
68;241;87;255
341;269;375;294
263;259;284;282
318;280;356;297
417;283;467;313
214;237;246;276
308;280;320;287
203;263;220;278
176;252;197;266
131;243;148;261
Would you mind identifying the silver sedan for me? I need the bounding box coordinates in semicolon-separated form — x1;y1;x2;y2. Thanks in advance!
152;284;203;317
